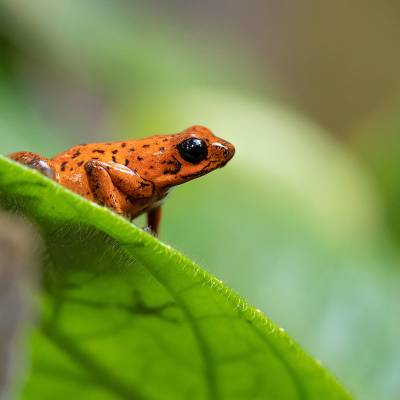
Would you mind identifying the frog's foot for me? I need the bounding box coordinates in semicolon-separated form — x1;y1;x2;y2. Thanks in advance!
142;226;157;237
8;151;55;179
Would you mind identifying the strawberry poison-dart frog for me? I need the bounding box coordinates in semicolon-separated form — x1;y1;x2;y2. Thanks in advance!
9;125;235;235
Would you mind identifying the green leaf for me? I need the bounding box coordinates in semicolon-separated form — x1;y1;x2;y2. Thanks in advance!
0;155;351;400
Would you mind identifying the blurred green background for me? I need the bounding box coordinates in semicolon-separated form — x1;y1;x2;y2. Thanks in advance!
0;1;399;399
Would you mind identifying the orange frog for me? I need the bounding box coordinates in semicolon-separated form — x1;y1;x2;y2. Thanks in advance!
9;125;235;235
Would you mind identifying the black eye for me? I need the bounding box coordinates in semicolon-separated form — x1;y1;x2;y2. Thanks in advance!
177;138;208;164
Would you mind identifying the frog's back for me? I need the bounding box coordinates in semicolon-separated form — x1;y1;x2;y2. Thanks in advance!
52;141;136;173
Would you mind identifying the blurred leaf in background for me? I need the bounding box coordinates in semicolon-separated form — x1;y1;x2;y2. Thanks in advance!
0;1;399;399
350;109;400;244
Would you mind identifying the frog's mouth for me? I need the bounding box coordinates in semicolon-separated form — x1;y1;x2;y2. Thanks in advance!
180;161;213;180
180;154;231;180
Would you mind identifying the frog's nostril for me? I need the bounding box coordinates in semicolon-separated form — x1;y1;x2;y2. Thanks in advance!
226;143;235;160
221;142;235;161
213;141;235;166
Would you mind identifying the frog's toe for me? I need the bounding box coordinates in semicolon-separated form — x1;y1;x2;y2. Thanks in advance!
142;226;157;237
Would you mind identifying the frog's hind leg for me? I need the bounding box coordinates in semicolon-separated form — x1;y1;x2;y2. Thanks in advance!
8;151;55;179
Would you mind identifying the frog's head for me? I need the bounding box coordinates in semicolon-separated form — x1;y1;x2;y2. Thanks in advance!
152;125;235;188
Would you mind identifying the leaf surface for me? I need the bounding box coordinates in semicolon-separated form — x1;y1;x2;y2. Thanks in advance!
0;156;351;400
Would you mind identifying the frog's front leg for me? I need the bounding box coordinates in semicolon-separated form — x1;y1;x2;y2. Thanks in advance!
84;160;154;216
147;206;162;236
84;160;127;215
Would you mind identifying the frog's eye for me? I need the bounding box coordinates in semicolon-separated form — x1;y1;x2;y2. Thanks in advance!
177;138;208;164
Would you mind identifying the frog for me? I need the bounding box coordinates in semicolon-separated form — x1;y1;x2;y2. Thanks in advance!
9;125;235;235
